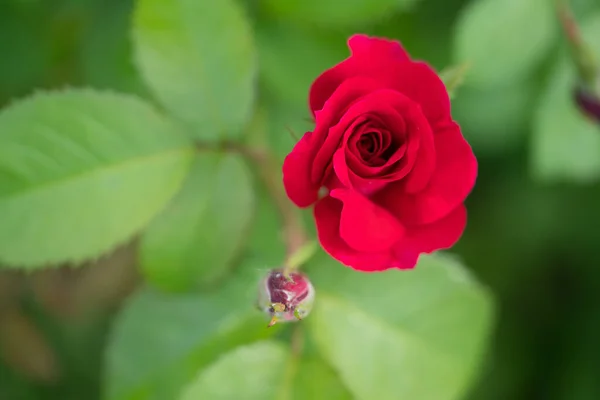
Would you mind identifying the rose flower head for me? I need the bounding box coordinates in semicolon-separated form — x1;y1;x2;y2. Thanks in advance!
282;34;477;272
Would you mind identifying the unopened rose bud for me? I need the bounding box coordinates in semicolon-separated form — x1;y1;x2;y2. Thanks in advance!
257;269;315;327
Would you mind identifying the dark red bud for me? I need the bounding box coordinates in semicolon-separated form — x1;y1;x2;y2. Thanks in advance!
257;269;315;327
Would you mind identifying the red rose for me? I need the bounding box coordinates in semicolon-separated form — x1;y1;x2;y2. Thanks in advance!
282;34;477;272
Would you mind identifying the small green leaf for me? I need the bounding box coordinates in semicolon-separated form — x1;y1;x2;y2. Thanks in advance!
260;0;421;27
132;0;257;141
139;152;255;292
439;63;470;99
180;341;289;400
454;0;555;88
104;259;277;400
306;252;494;400
0;89;194;268
531;14;600;183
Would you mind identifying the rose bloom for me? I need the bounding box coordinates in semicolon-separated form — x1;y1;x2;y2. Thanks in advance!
282;34;477;272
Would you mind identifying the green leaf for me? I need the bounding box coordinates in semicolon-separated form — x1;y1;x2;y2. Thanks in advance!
180;341;289;400
179;340;352;400
0;89;194;268
132;0;257;141
260;0;421;27
104;259;277;400
139;151;255;292
292;354;352;400
454;0;555;88
531;14;600;183
306;252;494;400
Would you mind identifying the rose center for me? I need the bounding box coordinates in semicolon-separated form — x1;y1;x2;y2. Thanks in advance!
357;131;380;157
353;128;397;167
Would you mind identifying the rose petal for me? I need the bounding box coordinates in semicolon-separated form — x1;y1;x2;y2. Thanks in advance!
339;117;381;176
332;149;351;188
349;124;387;161
331;189;405;252
390;62;451;127
348;34;411;61
310;78;385;185
314;196;401;272
389;249;421;270
309;40;450;127
309;35;411;115
345;129;407;176
377;123;477;225
401;204;467;254
342;120;408;177
325;90;422;183
282;132;319;208
334;148;389;195
402;106;436;193
338;117;428;195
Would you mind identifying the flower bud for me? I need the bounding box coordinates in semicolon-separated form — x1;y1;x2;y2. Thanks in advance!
257;269;315;327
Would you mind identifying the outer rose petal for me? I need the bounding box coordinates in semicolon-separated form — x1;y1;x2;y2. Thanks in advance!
330;189;405;252
283;132;319;208
309;36;450;127
400;204;467;254
309;35;410;115
348;35;411;61
389;62;451;127
314;197;467;272
314;196;403;272
378;122;477;225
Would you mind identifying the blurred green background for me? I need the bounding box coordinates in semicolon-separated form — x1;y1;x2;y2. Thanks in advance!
1;0;600;399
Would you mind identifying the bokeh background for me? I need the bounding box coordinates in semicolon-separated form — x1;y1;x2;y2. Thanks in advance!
1;0;600;399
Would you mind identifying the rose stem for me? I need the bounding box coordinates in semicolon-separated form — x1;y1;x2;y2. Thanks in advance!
277;326;304;399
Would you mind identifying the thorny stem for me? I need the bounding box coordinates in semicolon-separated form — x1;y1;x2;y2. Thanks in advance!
197;142;308;273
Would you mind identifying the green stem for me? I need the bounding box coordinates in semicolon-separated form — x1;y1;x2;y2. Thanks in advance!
277;325;303;399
